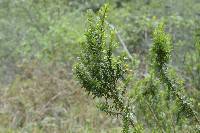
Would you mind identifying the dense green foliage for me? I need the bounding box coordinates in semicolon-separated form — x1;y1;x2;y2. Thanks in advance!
74;5;134;132
74;5;200;133
0;0;200;133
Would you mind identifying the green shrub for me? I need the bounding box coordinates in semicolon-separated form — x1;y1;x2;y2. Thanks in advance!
74;4;200;133
74;5;135;132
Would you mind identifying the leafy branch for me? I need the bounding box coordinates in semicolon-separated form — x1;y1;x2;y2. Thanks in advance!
150;24;200;125
73;4;135;132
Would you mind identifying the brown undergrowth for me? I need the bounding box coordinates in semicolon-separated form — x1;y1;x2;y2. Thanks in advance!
0;60;121;133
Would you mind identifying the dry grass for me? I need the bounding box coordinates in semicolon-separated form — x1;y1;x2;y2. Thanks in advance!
0;61;121;133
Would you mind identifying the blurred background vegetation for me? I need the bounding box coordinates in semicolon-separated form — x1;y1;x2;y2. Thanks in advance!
0;0;199;132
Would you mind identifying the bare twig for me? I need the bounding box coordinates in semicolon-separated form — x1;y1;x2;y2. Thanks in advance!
106;22;133;60
145;100;165;133
95;16;133;60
